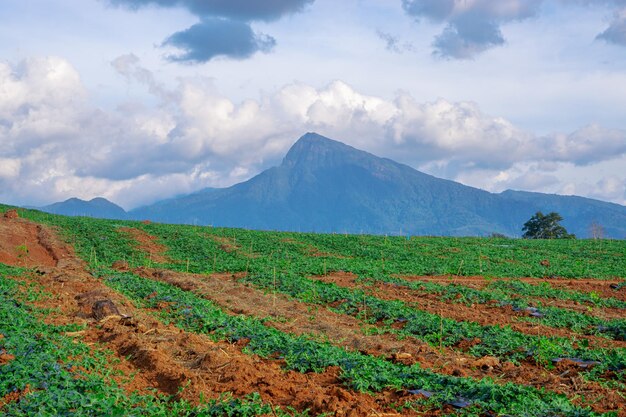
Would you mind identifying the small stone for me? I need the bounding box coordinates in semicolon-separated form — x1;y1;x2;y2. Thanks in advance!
391;352;413;360
92;299;121;321
474;356;500;370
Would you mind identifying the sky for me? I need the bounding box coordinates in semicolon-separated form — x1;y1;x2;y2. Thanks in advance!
1;0;625;209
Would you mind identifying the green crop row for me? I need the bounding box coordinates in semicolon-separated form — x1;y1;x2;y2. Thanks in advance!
293;232;626;279
5;204;625;280
355;275;626;340
135;222;626;343
239;269;626;371
489;279;626;308
0;263;306;417
103;270;605;417
119;224;625;374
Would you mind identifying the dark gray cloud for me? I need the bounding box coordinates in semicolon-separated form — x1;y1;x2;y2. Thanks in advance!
401;0;455;21
109;0;314;21
402;0;626;58
597;10;626;46
163;18;276;62
401;0;543;59
107;0;314;62
432;13;505;59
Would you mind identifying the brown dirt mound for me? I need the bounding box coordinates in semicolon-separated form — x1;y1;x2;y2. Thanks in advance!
4;209;19;219
0;353;15;365
0;217;72;268
399;275;626;319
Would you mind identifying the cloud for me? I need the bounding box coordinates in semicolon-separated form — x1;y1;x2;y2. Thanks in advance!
401;0;543;59
2;56;626;208
539;124;626;165
0;158;21;180
163;18;276;62
107;0;314;62
376;30;415;53
561;174;626;206
431;13;505;59
401;0;626;58
108;0;315;21
591;176;626;202
597;7;626;46
111;54;176;101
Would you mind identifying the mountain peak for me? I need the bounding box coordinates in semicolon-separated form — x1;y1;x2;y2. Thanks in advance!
287;132;341;153
283;132;363;168
41;196;126;219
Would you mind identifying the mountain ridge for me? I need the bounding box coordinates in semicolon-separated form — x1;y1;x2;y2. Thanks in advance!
35;133;626;238
129;133;626;238
40;197;128;220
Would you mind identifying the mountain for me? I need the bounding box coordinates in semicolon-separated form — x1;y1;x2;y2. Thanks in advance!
499;190;626;238
40;197;128;220
131;133;626;238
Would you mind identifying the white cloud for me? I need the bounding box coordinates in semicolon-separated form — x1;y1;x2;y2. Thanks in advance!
540;124;626;165
1;55;625;209
0;158;20;179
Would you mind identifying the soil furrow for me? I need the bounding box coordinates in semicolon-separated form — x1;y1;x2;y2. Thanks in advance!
315;273;626;350
0;219;412;417
118;227;171;264
129;266;626;415
401;275;626;302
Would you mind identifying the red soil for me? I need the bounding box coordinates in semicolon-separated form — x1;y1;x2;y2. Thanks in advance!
315;273;626;350
0;220;414;416
117;227;171;264
0;216;73;268
402;274;626;302
3;218;622;415
126;266;626;415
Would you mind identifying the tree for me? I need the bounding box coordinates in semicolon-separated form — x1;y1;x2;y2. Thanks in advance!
589;221;605;240
522;211;575;239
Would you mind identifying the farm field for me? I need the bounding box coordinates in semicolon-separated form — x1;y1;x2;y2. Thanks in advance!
1;204;625;416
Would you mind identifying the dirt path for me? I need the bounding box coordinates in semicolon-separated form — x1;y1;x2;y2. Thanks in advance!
402;275;626;302
117;227;171;264
315;273;626;351
127;266;626;415
0;219;417;417
0;216;73;268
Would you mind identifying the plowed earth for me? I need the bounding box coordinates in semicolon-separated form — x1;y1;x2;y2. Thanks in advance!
115;228;626;415
402;275;626;303
0;217;424;416
125;266;626;415
313;273;626;350
2;218;625;416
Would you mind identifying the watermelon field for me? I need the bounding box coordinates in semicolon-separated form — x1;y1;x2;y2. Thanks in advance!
1;204;625;416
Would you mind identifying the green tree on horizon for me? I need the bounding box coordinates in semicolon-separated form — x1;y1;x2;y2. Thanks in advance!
522;211;575;239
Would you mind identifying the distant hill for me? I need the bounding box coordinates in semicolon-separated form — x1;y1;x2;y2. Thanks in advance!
40;197;127;220
499;190;626;238
130;133;626;238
